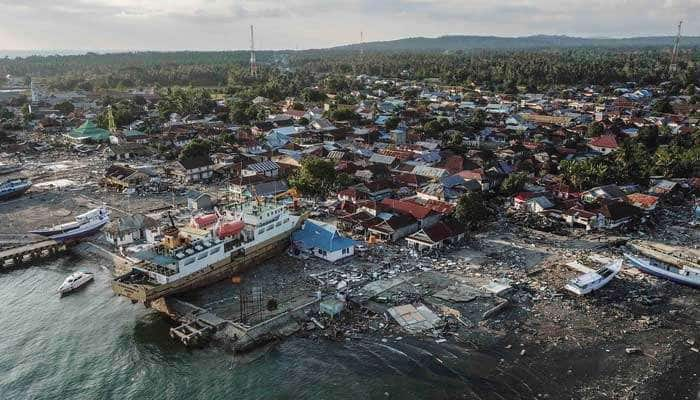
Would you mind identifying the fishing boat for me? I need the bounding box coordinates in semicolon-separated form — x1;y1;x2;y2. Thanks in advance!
58;271;94;295
31;206;110;242
0;178;32;201
565;259;622;295
624;253;700;289
112;202;305;308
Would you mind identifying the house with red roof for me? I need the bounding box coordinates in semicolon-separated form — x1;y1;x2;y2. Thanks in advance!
191;213;218;229
380;198;441;228
455;168;493;191
626;193;659;211
588;135;619;154
512;192;537;210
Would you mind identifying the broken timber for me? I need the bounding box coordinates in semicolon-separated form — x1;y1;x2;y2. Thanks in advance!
0;240;67;269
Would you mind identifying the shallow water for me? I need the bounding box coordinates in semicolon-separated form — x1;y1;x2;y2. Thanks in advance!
0;255;541;400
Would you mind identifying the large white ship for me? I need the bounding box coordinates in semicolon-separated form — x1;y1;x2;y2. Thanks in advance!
112;202;304;307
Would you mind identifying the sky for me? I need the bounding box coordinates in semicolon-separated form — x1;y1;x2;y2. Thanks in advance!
0;0;698;51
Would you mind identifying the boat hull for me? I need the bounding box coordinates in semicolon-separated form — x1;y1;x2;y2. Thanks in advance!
112;228;295;306
0;185;30;201
564;260;622;296
48;220;110;243
624;254;700;289
58;274;94;295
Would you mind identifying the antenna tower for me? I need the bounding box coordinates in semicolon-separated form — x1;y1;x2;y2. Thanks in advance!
669;20;683;75
360;31;364;56
250;25;258;78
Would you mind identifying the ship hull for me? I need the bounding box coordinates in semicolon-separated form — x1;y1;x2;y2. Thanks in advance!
0;185;30;201
624;254;700;289
112;228;295;306
33;219;109;243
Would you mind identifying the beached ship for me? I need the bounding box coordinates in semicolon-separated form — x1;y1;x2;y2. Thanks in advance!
565;259;622;295
31;206;110;242
112;202;304;307
624;253;700;289
0;178;32;201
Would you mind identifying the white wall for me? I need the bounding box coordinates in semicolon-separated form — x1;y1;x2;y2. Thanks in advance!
313;245;354;262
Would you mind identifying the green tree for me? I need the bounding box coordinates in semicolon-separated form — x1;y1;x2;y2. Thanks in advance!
20;103;33;123
301;88;327;103
453;192;492;230
637;125;659;149
0;106;13;120
330;108;359;122
613;140;649;183
423;120;444;138
96;100;142;129
652;98;674;114
385;116;400;131
179;139;211;160
469;109;486;131
586;122;604;138
288;157;349;198
54;101;75;115
499;173;529;196
446;131;463;147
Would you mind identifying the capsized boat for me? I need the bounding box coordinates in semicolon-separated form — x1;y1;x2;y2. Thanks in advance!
31;206;110;242
0;178;32;201
565;259;622;295
58;271;94;295
624;253;700;289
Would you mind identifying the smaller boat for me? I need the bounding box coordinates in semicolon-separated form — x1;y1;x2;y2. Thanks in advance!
624;253;700;289
0;178;32;201
565;259;622;295
58;271;94;295
31;206;110;242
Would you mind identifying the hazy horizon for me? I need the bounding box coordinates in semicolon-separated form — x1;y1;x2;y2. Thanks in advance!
1;33;698;57
1;0;697;51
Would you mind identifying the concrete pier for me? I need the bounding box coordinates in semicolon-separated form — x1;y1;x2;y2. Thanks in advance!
0;240;67;269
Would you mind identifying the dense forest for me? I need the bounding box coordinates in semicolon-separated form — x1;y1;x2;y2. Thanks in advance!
0;47;698;95
329;34;700;52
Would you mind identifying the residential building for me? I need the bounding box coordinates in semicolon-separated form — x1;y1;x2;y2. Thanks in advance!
292;220;355;262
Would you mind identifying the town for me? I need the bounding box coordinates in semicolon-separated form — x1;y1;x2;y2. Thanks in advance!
1;44;699;399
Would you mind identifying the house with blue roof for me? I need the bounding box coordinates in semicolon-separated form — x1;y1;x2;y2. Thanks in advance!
292;220;355;262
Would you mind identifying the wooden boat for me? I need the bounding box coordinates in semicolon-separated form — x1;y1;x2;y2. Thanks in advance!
624;253;700;289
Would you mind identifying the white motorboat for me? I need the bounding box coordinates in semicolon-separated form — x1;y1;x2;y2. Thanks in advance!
624;253;700;289
565;259;622;295
58;271;94;295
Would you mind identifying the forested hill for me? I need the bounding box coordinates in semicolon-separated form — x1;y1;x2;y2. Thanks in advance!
329;35;700;52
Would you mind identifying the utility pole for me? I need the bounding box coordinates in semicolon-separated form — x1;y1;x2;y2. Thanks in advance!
669;20;683;75
250;25;258;78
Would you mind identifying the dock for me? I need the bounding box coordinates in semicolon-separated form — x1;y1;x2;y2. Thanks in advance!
0;240;67;269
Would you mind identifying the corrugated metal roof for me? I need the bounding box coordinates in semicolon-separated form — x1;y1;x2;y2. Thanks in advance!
245;161;279;173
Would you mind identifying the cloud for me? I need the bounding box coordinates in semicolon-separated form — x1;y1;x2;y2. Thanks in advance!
0;0;698;50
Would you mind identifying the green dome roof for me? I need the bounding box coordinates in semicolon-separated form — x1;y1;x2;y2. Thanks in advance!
68;120;110;142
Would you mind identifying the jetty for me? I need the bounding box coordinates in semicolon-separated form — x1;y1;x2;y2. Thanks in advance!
0;239;67;269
